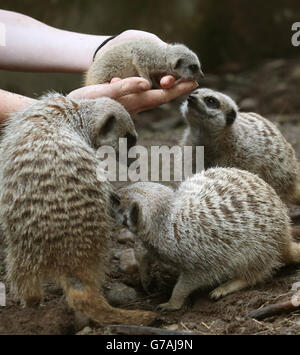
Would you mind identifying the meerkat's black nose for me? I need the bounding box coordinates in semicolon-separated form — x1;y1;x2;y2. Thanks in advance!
188;94;197;104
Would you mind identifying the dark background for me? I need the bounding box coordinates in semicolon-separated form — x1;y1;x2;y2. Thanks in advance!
1;0;300;96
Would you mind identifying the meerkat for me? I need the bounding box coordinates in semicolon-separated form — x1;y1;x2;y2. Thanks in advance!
85;38;204;88
114;168;300;311
180;88;300;205
0;93;156;325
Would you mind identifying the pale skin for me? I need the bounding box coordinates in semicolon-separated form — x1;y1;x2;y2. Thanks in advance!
0;10;198;122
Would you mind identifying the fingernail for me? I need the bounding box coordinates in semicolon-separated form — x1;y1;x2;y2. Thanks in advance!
139;82;149;90
192;81;199;89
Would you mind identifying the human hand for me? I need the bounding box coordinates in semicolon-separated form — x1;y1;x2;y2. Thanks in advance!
67;77;198;115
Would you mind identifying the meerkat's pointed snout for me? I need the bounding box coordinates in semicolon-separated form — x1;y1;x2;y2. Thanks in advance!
187;92;199;109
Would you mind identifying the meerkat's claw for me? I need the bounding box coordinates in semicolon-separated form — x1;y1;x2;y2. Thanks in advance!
209;288;226;300
210;279;250;300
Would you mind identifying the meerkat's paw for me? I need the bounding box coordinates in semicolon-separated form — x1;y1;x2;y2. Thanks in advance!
210;279;249;300
209;287;228;300
156;301;182;312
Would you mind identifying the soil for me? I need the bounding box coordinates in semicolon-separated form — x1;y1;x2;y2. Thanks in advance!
1;58;300;335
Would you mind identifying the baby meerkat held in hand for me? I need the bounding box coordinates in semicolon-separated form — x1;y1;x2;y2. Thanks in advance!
85;38;203;88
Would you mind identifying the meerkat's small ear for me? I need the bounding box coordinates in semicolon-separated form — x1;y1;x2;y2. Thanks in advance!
226;110;237;125
174;58;183;70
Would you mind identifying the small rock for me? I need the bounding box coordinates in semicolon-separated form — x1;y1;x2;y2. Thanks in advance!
117;229;135;244
119;249;139;274
239;97;258;111
164;324;179;331
106;282;138;306
76;326;93;335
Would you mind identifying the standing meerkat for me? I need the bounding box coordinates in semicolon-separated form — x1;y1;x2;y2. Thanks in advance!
115;168;300;311
85;38;203;88
0;93;155;325
180;88;300;205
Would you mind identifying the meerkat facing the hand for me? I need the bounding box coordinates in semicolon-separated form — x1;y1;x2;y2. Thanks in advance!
0;93;155;325
115;168;300;311
85;38;203;88
181;88;300;205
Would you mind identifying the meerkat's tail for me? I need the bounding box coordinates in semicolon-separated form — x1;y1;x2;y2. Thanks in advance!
65;286;156;326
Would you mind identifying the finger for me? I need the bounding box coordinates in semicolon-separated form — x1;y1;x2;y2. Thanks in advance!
67;78;150;100
110;77;122;83
160;75;176;89
107;77;150;98
118;80;199;115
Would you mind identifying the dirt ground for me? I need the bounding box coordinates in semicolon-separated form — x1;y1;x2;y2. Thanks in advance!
1;58;300;335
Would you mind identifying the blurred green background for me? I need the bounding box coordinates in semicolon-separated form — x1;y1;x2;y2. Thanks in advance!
1;0;300;97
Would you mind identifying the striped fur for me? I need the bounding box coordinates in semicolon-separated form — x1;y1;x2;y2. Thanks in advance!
181;88;300;205
0;93;154;325
118;168;300;310
85;39;202;88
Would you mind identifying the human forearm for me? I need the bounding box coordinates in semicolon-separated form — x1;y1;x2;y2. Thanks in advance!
0;89;36;122
0;10;107;73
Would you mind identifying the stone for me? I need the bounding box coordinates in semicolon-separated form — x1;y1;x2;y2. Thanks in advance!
76;326;93;335
106;282;138;306
117;229;135;244
164;324;179;331
119;248;139;274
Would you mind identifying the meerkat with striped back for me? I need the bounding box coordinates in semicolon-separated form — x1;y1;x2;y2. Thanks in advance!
116;168;300;311
85;38;204;88
180;88;300;205
0;93;156;325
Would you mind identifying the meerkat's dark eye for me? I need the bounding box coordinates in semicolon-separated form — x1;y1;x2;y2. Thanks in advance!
189;64;199;73
100;115;116;136
226;110;237;125
203;96;220;109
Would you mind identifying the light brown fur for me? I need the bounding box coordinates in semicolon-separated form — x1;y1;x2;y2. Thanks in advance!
0;93;155;325
116;168;300;311
85;38;203;88
181;88;300;205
